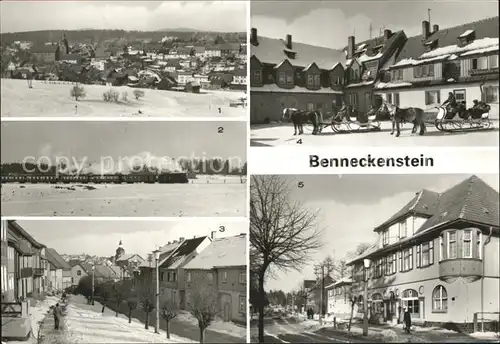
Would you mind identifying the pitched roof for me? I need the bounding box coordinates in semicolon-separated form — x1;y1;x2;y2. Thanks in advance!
45;248;71;270
251;34;345;70
95;265;119;279
344;30;405;63
116;253;143;262
8;221;44;249
395;16;499;63
160;236;207;269
374;189;439;231
416;175;499;233
183;234;246;270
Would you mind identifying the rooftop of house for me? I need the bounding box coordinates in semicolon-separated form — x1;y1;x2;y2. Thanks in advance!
7;220;44;249
349;175;499;265
183;234;247;270
251;30;345;70
344;30;405;64
395;16;499;63
45;248;72;270
116;253;143;262
160;236;208;269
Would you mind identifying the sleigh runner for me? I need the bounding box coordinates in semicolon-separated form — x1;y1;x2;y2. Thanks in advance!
434;106;493;132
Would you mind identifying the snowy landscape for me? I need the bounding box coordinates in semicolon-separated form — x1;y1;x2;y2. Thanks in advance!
1;79;246;118
251;121;499;147
1;175;246;217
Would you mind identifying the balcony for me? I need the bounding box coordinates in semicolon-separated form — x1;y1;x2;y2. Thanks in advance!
470;67;499;76
33;268;44;277
439;258;482;283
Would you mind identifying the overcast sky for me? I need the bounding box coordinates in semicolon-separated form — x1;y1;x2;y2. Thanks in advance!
1;1;246;33
16;218;247;258
252;0;498;49
264;174;499;292
1;121;246;166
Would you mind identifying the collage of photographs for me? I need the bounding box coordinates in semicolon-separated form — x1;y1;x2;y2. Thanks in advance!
0;1;498;344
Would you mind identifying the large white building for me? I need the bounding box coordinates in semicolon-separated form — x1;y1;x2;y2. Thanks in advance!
374;17;499;118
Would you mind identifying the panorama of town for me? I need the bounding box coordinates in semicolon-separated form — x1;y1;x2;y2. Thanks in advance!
250;174;500;343
0;220;247;344
1;30;247;117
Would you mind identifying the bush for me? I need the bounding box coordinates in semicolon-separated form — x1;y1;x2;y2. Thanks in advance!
70;85;86;101
122;91;128;102
133;89;145;100
103;89;119;102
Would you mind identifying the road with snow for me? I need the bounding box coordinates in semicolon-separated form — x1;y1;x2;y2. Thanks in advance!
250;122;499;147
1;79;246;118
37;295;245;344
1;179;246;216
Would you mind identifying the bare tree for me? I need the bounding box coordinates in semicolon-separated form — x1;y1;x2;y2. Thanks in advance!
140;290;156;330
112;284;127;317
126;296;138;323
160;298;179;339
296;283;312;313
250;175;323;342
314;255;336;316
187;275;219;344
334;260;348;279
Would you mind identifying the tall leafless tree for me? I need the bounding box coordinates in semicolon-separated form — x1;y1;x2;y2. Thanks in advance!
187;275;219;344
250;175;323;342
314;255;336;316
160;298;179;339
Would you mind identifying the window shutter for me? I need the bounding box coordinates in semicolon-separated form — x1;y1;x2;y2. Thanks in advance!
416;245;421;268
398;251;402;272
409;247;414;270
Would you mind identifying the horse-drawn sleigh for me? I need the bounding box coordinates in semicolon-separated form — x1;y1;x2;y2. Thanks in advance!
434;104;493;132
282;106;381;135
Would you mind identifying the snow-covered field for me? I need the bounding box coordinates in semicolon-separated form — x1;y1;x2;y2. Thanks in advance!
1;176;246;216
251;121;499;147
1;79;246;118
176;311;246;339
62;298;190;343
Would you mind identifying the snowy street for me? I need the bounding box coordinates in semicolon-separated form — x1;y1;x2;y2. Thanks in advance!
1;178;246;216
250;315;500;343
250;122;499;147
33;295;245;344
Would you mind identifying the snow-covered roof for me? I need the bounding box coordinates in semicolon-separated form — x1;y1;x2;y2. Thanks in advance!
374;81;413;89
251;34;345;70
325;277;353;289
420;37;498;59
460;45;499;56
183;234;246;270
357;52;383;63
251;84;343;94
392;54;451;68
345;80;374;88
459;29;475;38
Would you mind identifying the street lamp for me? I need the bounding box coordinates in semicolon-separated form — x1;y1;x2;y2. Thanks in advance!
363;258;372;336
153;249;161;334
91;264;95;306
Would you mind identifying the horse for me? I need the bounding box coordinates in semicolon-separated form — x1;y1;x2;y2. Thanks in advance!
378;102;426;137
282;108;322;135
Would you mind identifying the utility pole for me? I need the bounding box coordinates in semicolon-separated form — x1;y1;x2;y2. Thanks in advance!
428;8;431;25
91;264;95;306
369;23;373;40
153;249;160;334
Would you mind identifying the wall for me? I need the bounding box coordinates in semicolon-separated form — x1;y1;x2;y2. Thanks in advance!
251;91;340;123
376;80;499;118
71;265;88;286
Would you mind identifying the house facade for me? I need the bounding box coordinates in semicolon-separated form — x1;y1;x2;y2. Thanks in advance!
69;262;89;286
347;175;499;333
250;28;345;124
1;220;12;301
45;248;71;292
374;17;499;118
343;29;407;113
325;277;353;318
114;241;144;280
184;234;247;324
158;236;211;309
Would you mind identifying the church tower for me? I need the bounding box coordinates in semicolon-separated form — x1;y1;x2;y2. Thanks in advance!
115;239;125;262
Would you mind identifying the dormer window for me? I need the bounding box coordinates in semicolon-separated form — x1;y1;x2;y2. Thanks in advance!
284;48;297;60
382;230;389;246
458;30;475;47
424;39;438;52
372;44;383;54
307;74;320;87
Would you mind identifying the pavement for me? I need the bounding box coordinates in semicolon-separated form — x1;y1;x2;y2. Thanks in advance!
250;316;500;343
250;121;499;147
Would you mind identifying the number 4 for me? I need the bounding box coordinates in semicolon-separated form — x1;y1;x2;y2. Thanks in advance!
296;139;303;144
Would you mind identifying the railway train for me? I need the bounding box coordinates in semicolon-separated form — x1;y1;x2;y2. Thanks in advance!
0;172;189;184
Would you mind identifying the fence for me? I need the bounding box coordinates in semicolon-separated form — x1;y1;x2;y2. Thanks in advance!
473;312;500;332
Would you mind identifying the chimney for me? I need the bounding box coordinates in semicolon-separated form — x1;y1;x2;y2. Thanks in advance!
167;241;171;244
286;34;292;49
211;231;216;240
250;28;258;45
179;237;185;242
422;21;430;40
432;24;439;33
384;29;392;41
347;36;355;59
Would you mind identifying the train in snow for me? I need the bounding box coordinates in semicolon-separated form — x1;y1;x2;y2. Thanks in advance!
0;172;189;184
